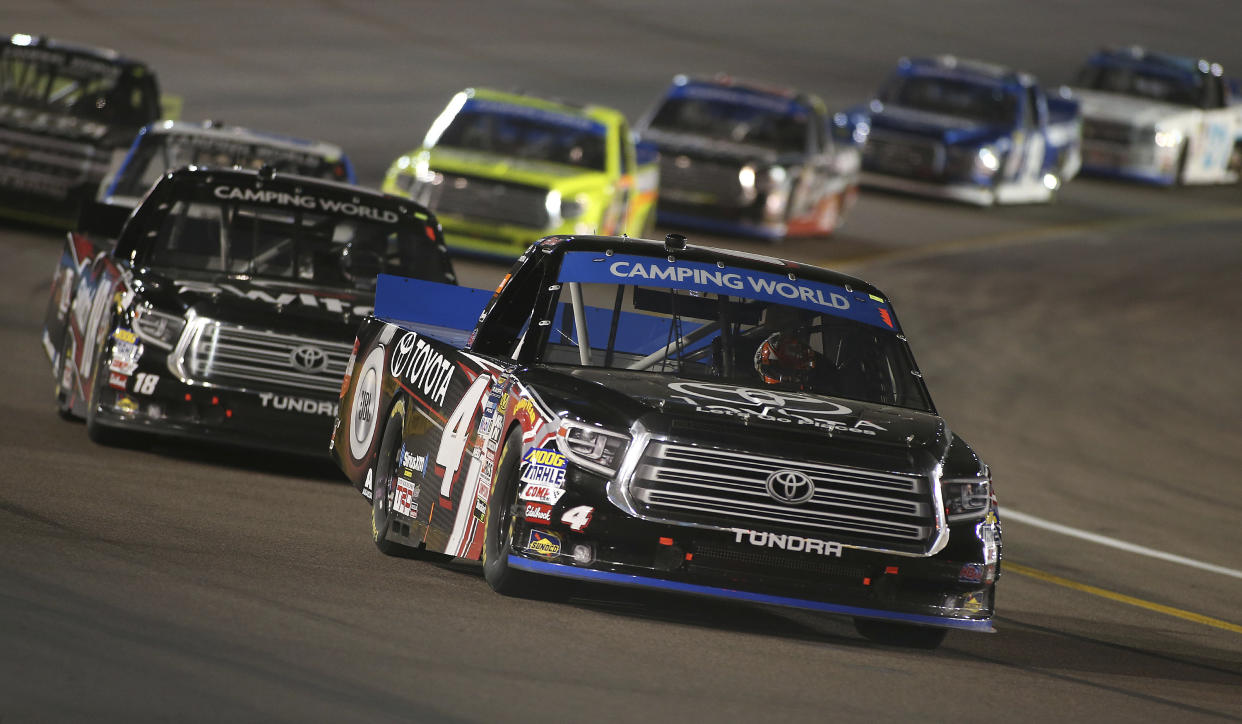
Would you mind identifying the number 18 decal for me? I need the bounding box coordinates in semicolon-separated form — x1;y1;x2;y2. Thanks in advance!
133;372;159;395
560;505;593;532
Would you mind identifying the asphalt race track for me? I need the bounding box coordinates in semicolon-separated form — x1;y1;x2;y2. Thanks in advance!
3;2;1241;721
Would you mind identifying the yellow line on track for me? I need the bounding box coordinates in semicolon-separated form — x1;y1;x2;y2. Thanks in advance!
821;204;1242;271
1006;561;1242;635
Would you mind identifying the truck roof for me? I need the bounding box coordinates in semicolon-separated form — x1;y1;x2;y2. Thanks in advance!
6;33;152;72
898;56;1034;89
1085;46;1225;78
460;87;626;128
140;120;345;161
667;74;827;115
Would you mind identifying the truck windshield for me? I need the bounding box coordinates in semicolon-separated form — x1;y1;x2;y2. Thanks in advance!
1075;64;1206;107
536;252;931;411
434;99;607;171
0;45;156;126
109;131;349;199
879;76;1017;126
145;198;447;289
647;90;809;153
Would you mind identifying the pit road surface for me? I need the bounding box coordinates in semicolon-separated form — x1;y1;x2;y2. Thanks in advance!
2;2;1241;721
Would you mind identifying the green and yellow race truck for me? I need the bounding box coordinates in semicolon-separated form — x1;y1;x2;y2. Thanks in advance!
383;88;658;258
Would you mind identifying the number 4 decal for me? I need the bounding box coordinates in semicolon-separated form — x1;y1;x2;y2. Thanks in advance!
561;505;593;532
437;373;491;497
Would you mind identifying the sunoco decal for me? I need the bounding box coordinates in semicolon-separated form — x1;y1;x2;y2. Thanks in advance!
526;529;561;558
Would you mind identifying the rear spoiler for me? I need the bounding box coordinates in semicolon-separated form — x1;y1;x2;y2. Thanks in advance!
373;273;495;344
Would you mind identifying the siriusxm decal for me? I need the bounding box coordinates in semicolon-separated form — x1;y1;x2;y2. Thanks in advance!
558;252;897;330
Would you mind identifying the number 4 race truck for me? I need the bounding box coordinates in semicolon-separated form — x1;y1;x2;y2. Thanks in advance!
332;233;1001;648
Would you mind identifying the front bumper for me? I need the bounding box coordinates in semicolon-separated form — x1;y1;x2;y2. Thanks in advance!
504;488;998;631
91;370;338;457
1079;142;1178;185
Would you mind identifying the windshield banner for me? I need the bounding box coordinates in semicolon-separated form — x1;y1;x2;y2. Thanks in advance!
558;252;898;330
669;82;806;116
462;98;606;136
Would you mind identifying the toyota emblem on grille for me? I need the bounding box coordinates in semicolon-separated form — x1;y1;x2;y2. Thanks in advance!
765;469;815;504
289;345;328;373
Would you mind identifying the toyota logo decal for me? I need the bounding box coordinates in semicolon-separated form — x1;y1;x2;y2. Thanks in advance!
765;469;815;504
289;345;328;373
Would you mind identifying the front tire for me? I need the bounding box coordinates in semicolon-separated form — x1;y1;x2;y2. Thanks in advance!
482;428;540;596
84;331;147;448
853;618;949;649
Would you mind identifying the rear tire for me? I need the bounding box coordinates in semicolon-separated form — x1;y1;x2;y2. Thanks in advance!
1174;142;1190;186
371;406;422;557
853;618;949;649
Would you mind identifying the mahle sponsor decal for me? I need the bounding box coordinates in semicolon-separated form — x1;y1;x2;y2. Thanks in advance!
520;447;566;486
731;528;843;557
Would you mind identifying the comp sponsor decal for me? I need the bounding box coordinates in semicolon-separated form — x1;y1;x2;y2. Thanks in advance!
731;528;843;557
519;483;566;506
390;331;454;408
348;345;385;461
526;529;562;558
667;381;886;435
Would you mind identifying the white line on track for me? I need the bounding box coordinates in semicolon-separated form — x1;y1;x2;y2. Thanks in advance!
1003;508;1242;581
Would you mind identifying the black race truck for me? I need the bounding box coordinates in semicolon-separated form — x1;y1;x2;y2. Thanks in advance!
43;166;454;455
331;233;1000;647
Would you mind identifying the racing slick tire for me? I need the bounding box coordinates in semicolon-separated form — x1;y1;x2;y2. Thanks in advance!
483;428;565;599
1174;142;1190;186
84;331;148;448
853;618;948;649
54;327;77;421
371;404;447;559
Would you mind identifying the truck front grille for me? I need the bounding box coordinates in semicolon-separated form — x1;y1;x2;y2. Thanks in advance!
0;127;108;198
863;133;943;177
1081;118;1136;145
178;321;351;395
629;442;937;554
657;153;745;208
429;173;550;229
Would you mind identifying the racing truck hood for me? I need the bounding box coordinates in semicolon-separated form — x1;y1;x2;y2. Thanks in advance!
422;147;609;187
1070;88;1196;128
867;105;1009;146
524;366;952;473
136;270;373;335
639;127;786;165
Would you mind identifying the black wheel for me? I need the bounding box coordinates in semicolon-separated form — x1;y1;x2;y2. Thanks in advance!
853;618;948;649
53;326;77;421
1174;142;1190;186
84;330;147;448
482;428;542;596
371;405;422;557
